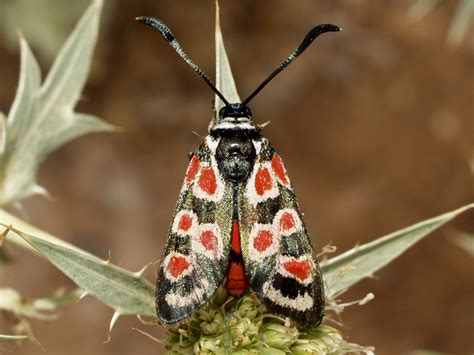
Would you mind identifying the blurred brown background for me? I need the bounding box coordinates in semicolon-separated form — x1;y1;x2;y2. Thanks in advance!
1;0;473;354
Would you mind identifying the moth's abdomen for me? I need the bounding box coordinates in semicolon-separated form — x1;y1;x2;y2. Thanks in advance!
224;219;249;296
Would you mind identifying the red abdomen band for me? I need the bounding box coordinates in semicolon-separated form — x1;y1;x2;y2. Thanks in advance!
224;219;249;296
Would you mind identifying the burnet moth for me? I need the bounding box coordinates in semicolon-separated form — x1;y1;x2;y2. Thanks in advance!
136;16;341;328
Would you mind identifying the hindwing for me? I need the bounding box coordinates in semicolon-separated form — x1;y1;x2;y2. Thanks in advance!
239;138;324;327
156;136;233;324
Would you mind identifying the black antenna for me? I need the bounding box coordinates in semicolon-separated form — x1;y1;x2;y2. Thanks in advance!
136;16;230;106
242;24;341;106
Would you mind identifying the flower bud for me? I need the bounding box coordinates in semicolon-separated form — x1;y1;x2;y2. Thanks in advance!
193;335;224;353
230;318;259;347
260;322;299;350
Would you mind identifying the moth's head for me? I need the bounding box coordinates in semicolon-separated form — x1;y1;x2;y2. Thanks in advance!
219;103;252;120
210;103;256;131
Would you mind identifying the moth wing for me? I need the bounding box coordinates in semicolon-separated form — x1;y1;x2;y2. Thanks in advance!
239;140;324;327
156;139;233;324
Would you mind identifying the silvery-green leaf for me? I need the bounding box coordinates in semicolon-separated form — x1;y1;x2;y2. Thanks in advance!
0;0;94;60
321;204;474;296
0;287;81;320
0;209;90;256
408;0;473;46
32;288;83;311
452;230;474;256
214;1;240;115
3;226;156;317
447;0;474;46
0;0;113;207
407;0;442;21
0;288;56;320
0;334;28;343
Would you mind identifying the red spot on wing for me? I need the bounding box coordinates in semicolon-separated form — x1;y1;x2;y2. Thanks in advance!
253;230;273;252
280;212;295;231
255;167;273;196
271;155;289;184
178;214;193;232
167;255;190;278
200;230;217;251
185;155;200;184
283;259;311;282
199;167;217;195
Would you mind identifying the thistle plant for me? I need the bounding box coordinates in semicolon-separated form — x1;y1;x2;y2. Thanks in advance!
0;1;473;353
164;288;370;354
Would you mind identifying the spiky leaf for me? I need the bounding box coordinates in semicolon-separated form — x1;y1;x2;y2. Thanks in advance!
0;288;81;320
214;1;240;115
0;0;113;206
2;226;155;317
0;209;88;256
453;231;474;256
321;204;474;296
0;334;28;343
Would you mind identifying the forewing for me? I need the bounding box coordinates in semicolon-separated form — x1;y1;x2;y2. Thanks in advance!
239;139;324;327
156;137;233;324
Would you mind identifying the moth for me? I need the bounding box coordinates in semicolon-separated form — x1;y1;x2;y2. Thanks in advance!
137;16;340;328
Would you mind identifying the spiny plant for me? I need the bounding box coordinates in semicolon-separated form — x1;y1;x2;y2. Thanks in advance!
0;1;472;353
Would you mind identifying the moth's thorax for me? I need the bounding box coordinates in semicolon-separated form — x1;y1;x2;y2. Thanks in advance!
214;130;258;182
